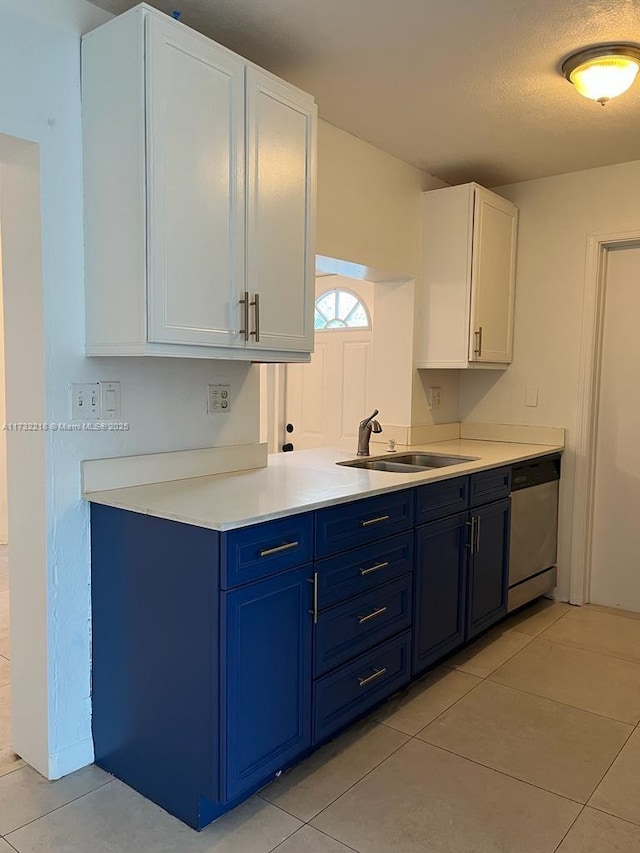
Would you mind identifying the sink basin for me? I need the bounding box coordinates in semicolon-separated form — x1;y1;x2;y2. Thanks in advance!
338;452;478;473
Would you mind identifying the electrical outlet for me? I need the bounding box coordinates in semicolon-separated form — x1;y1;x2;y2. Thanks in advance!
429;386;442;409
208;383;231;414
71;383;101;420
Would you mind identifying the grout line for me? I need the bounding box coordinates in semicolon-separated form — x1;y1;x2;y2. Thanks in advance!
530;632;640;668
586;803;640;830
487;673;640;727
551;804;585;853
410;737;589;807
299;728;410;827
584;722;638;806
2;778;114;838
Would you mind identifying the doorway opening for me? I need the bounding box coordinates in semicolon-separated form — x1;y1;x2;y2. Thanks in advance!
286;275;374;452
0;135;48;775
570;230;640;609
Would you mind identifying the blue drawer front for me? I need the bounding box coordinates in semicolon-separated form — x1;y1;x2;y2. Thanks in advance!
313;631;412;744
221;513;314;589
314;574;413;677
316;532;413;611
415;476;469;525
315;491;414;559
469;467;511;508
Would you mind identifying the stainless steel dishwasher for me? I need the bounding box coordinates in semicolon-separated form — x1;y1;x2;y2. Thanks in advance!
508;455;561;612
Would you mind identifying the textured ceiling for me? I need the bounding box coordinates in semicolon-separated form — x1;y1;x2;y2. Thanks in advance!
87;0;640;185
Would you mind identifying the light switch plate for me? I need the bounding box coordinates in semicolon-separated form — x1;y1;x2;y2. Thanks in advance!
71;383;101;420
525;386;539;407
99;381;121;420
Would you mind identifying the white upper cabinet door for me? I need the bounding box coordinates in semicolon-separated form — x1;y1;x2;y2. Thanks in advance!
469;187;518;363
146;17;245;347
245;69;317;353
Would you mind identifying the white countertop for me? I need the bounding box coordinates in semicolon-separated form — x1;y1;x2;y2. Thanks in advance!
85;439;563;532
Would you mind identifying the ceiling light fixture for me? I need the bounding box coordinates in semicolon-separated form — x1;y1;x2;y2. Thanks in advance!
562;44;640;105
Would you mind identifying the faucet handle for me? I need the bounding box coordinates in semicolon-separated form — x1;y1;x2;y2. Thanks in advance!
359;409;379;429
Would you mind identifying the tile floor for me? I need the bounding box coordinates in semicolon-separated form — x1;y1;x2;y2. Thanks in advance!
1;596;640;851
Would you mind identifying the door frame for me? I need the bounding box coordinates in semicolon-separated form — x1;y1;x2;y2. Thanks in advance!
570;228;640;605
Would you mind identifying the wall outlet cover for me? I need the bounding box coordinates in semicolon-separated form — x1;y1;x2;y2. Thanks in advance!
208;383;231;414
71;383;101;420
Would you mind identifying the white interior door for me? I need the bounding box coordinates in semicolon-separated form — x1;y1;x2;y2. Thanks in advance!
285;278;373;451
590;245;640;613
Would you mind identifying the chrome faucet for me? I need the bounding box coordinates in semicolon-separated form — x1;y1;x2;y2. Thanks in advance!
357;410;383;456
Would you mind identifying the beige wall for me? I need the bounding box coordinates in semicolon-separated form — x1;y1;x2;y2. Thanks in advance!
316;120;458;428
459;159;640;600
316;120;446;278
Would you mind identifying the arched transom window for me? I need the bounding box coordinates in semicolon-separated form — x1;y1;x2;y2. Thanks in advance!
314;288;371;330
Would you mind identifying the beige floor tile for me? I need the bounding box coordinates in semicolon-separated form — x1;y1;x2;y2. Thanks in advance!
0;763;112;835
6;781;301;853
446;625;533;677
273;825;355;852
374;666;481;735
502;599;572;636
589;728;640;825
311;739;580;853
0;840;15;853
542;606;640;664
588;604;640;622
261;719;407;821
491;638;640;724
418;680;632;802
557;807;640;852
0;655;8;688
0;684;14;767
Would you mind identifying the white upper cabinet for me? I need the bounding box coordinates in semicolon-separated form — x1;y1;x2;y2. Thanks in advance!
82;5;317;361
416;183;518;369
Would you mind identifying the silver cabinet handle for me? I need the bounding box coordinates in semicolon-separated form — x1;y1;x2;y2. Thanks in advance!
250;292;260;343
357;667;387;688
307;572;318;624
465;518;476;554
259;541;299;558
239;291;250;342
359;560;389;577
358;606;387;625
473;326;483;358
361;515;390;528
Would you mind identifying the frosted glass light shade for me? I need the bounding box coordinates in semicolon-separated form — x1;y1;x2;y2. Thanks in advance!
562;45;640;105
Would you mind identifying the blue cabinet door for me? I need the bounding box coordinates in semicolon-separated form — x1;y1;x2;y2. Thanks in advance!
413;512;468;675
467;498;511;640
221;564;313;801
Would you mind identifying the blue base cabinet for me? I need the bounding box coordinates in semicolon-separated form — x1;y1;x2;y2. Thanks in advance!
90;462;526;831
221;565;313;800
467;498;511;639
413;512;468;675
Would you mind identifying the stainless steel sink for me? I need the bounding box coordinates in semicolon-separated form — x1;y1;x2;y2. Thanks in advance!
338;452;478;473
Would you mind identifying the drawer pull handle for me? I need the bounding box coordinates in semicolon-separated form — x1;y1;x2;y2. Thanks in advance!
358;606;388;624
359;560;390;577
361;515;390;528
357;667;387;688
259;541;299;558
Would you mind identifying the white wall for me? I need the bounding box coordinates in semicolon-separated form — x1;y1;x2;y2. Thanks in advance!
0;0;259;777
459;159;640;600
317;120;446;278
0;215;7;545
